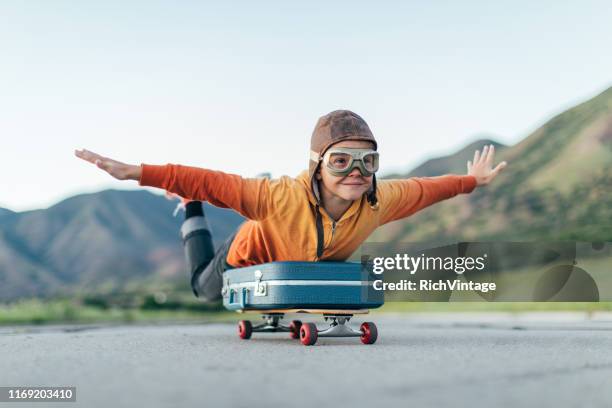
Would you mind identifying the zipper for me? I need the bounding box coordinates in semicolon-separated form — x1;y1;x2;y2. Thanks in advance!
330;221;337;245
314;220;338;261
324;221;337;251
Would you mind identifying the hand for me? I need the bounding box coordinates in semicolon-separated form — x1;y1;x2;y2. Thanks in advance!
467;144;507;186
74;149;142;181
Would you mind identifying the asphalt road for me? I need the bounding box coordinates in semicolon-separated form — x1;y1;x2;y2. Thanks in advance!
2;313;612;408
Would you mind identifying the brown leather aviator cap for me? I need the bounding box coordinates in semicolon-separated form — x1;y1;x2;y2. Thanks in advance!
308;110;379;207
308;110;378;182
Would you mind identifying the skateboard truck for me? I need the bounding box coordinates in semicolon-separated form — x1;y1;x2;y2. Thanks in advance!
237;312;378;346
318;315;363;338
249;313;292;333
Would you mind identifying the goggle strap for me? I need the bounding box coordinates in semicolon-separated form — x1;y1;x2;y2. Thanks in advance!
309;150;321;162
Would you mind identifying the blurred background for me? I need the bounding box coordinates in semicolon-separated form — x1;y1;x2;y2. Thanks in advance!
0;0;610;324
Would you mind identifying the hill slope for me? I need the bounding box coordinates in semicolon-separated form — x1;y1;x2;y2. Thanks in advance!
0;190;244;300
383;137;507;179
373;87;612;243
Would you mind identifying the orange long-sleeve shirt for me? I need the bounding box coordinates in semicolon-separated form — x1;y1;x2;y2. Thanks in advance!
139;165;477;267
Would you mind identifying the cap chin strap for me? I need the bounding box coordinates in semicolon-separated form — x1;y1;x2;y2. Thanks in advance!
312;177;322;203
309;165;324;258
315;203;324;259
367;175;379;209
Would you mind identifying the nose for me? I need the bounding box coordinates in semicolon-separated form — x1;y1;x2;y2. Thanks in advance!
347;167;363;177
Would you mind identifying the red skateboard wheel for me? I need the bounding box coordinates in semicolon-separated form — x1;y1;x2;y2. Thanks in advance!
238;320;253;340
299;322;318;346
360;322;378;344
289;320;302;339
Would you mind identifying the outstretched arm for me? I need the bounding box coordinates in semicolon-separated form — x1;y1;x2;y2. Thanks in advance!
378;144;508;224
74;149;279;220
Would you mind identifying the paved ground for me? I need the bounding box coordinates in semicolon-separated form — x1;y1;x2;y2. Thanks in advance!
2;313;612;408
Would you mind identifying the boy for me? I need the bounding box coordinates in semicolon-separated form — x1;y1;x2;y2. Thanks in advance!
75;110;507;301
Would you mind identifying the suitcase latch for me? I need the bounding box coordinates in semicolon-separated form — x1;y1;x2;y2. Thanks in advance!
254;270;267;297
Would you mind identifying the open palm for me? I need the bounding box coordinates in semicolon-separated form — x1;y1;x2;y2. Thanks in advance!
74;149;141;181
467;144;508;186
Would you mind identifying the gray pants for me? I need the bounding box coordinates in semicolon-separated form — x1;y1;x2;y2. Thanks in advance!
181;215;238;301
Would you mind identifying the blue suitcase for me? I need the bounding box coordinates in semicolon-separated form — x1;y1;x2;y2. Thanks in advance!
221;261;384;345
221;261;384;311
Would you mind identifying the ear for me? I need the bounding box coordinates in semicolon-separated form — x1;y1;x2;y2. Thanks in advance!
315;168;322;180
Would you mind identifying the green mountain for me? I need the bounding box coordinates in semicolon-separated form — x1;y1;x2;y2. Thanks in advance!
374;86;612;243
0;190;244;300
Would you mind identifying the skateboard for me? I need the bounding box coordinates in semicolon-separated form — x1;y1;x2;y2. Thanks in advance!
235;308;378;346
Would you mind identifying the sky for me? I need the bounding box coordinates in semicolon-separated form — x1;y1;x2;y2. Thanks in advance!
1;0;611;211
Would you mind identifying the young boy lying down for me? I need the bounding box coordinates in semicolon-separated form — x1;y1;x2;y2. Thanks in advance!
75;110;507;301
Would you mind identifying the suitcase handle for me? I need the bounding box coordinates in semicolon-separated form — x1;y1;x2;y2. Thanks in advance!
228;287;248;309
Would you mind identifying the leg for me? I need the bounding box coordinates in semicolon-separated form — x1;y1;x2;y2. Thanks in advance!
181;201;236;301
191;232;236;301
181;201;215;298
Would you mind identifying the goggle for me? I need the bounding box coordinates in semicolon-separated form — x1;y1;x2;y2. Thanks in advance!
318;147;380;177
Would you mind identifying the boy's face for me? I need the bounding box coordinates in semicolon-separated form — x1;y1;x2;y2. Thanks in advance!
316;140;376;202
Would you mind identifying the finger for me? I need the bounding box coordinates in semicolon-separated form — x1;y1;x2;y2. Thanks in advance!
75;149;90;161
486;144;495;166
75;148;95;161
467;160;472;173
473;149;480;164
87;149;110;163
480;145;489;164
75;149;103;164
490;161;507;177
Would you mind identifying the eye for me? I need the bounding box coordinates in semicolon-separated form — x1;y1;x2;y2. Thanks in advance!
328;153;352;169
